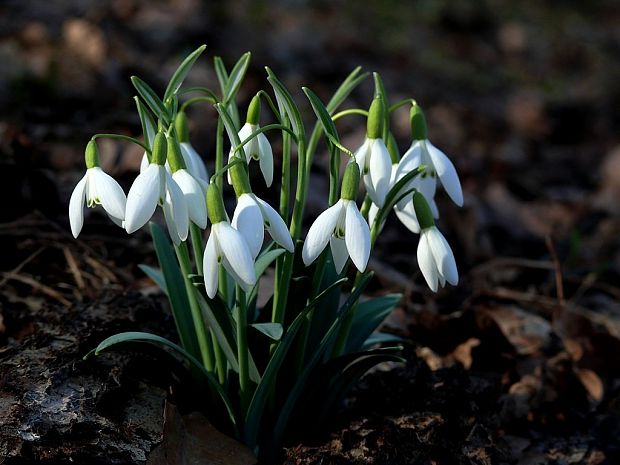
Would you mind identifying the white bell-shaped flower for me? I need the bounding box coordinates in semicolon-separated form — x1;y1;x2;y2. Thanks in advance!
125;133;189;244
227;96;274;187
412;192;458;292
399;103;463;207
302;162;370;273
69;141;126;238
203;184;256;298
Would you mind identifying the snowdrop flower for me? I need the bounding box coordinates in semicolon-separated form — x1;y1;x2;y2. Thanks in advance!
229;163;294;259
354;95;392;207
167;135;208;229
125;132;189;244
203;184;256;298
138;112;209;190
413;192;458;292
399;103;463;208
69;140;126;238
228;95;274;187
303;161;370;273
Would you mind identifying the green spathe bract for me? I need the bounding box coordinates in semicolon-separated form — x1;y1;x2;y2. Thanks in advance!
75;45;462;462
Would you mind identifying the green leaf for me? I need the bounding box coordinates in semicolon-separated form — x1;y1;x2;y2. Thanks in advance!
224;52;251;104
138;264;167;295
214;103;247;161
303;87;339;145
163;44;206;102
374;165;425;229
345;294;402;353
131;76;169;124
326;66;369;113
362;332;403;350
150;223;201;359
134;97;157;151
195;292;261;384
265;68;305;139
250;323;283;341
255;247;286;277
213;56;229;98
86;331;236;427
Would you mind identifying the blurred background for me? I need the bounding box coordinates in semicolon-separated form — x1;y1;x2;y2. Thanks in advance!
2;0;620;463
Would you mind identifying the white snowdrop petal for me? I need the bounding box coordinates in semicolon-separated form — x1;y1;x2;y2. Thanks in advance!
216;223;256;287
173;169;207;229
302;200;343;266
354;138;371;171
396;141;424;178
165;172;189;242
91;167;126;221
255;196;294;253
163;199;182;246
433;228;459;285
258;134;274;187
344;201;371;272
417;233;439;292
363;173;380;206
238;123;256;162
368;203;379;229
369;139;392;207
231;194;264;260
394;201;421;234
68;174;88;238
203;233;220;298
139;152;149;173
180;143;209;183
125;164;162;234
426;142;463;207
329;236;349;274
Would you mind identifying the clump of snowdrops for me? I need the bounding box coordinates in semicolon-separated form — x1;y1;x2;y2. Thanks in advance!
72;46;462;460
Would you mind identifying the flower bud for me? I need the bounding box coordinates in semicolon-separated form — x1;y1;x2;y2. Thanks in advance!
246;95;261;125
151;132;168;165
229;162;252;197
413;191;434;230
410;103;428;141
166;136;186;173
367;95;384;139
341;161;361;201
175;111;190;143
206;183;228;224
85;140;100;169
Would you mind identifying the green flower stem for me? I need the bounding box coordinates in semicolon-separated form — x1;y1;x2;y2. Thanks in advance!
175;242;215;371
213;337;227;384
215;117;224;189
360;195;372;220
235;285;250;416
279;128;292;220
92;133;151;155
331;108;368;122
180;95;218;112
189;223;204;271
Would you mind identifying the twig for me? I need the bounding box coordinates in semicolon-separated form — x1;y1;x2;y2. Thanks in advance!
1;272;71;306
63;247;85;290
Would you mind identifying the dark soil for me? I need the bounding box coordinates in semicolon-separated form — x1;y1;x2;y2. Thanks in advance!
2;1;620;464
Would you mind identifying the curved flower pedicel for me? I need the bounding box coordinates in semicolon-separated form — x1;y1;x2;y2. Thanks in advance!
413;192;458;292
303;161;370;273
203;184;256;298
69;140;126;238
229;163;294;259
125;132;189;244
354;95;392;207
228;95;273;187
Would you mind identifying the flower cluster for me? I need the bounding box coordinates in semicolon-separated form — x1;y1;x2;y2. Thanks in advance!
72;48;468;459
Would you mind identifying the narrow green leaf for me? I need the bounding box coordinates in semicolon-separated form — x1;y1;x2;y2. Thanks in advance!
374;165;425;228
134;97;157;151
224;52;251;104
131;76;169;124
138;264;167;295
213;56;229;98
214;103;247;161
150;223;201;359
303;87;339;144
255;247;285;277
265;68;305;139
326;66;370;113
163;44;207;101
250;323;283;341
86;331;236;427
344;294;402;353
362;332;403;350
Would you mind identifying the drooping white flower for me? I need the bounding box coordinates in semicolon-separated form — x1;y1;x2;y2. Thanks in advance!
227;95;274;187
125;133;189;244
232;193;294;259
412;191;458;292
69;141;126;238
172;168;208;229
203;185;256;298
399;103;463;207
139;143;208;189
354;137;392;208
302;162;370;273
